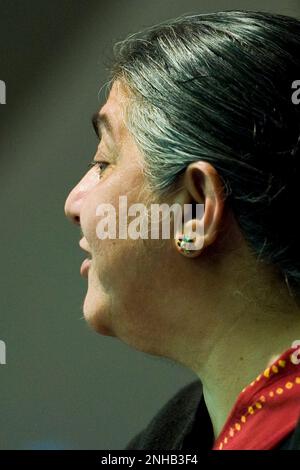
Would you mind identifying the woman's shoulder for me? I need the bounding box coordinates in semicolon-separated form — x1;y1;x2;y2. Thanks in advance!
125;379;203;450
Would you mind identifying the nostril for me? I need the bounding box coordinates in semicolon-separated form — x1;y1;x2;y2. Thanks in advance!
74;215;80;225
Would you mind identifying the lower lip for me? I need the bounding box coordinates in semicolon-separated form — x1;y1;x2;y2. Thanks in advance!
80;258;91;278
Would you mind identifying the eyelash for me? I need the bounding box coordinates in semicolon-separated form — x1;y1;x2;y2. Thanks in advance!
87;160;109;178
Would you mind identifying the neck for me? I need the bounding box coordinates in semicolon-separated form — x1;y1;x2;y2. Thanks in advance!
199;301;300;440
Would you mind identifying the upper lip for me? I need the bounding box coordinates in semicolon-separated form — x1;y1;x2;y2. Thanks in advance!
79;237;91;257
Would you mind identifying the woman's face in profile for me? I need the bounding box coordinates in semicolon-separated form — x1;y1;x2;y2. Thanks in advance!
64;80;183;355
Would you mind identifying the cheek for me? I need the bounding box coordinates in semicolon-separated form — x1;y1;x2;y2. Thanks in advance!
102;238;160;308
106;241;179;352
81;167;146;260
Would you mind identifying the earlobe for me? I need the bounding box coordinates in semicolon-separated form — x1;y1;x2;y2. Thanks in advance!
175;228;204;258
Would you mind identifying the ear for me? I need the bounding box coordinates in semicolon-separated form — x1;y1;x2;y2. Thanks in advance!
173;160;226;257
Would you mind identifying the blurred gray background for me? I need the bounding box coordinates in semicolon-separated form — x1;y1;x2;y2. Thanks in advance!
0;0;299;450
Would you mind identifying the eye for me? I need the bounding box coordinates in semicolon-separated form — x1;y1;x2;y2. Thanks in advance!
87;160;109;178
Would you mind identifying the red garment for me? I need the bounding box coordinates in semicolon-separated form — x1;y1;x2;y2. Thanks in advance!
213;343;300;450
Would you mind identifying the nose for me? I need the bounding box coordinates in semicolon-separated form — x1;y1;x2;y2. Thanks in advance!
64;181;82;226
64;171;91;225
64;163;101;225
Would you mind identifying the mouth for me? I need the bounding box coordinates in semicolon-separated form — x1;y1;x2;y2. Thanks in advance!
79;238;92;278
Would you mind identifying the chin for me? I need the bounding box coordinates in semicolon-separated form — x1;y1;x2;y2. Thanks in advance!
83;291;115;337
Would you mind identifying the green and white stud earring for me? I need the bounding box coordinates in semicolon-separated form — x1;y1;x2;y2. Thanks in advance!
175;233;196;255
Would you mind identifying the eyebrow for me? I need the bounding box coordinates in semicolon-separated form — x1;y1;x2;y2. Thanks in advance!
91;111;114;139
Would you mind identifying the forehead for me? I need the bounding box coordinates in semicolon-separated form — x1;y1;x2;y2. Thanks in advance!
98;81;128;140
